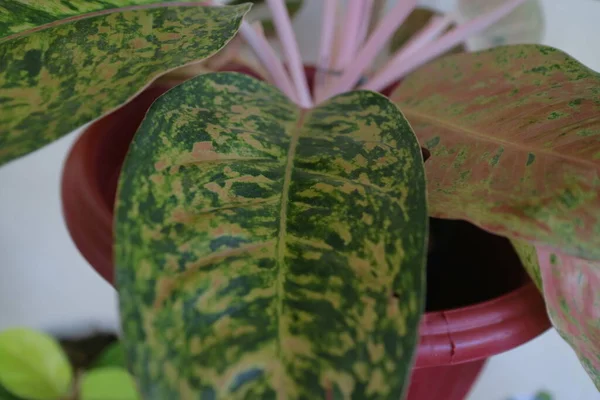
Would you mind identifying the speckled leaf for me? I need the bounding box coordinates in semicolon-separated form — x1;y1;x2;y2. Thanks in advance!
0;3;250;166
391;44;600;260
0;0;198;38
115;72;428;399
512;239;542;291
536;247;600;390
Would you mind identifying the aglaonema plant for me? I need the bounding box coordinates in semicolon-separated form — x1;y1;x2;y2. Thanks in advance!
1;0;599;398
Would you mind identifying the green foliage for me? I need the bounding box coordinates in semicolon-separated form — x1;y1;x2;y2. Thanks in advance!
0;329;72;400
90;342;127;369
0;3;250;166
0;0;191;37
534;391;553;400
115;72;428;398
0;383;25;400
80;367;139;400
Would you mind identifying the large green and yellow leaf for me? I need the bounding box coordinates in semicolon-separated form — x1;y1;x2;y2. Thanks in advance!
0;3;250;166
0;0;198;38
391;44;600;260
115;72;428;399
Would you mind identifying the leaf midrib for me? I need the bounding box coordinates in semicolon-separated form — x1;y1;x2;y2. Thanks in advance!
275;110;305;390
402;107;600;170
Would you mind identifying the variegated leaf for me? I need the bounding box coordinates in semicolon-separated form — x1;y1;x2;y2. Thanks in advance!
115;72;428;399
512;239;542;291
536;247;600;390
0;0;202;38
391;44;600;260
0;3;250;166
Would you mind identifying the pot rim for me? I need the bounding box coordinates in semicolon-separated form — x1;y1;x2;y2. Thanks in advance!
61;72;550;371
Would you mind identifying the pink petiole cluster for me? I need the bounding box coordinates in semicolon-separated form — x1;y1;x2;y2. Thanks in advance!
217;0;529;108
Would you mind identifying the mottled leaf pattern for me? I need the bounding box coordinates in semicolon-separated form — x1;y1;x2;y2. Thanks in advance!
0;0;196;38
115;72;428;399
536;247;600;390
391;44;600;260
512;239;542;290
0;4;250;166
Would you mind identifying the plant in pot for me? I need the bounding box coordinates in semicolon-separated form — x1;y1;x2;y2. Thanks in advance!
1;1;599;399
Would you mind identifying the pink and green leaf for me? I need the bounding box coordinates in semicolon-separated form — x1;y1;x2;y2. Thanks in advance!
0;3;250;166
115;72;428;398
391;44;600;260
535;247;600;390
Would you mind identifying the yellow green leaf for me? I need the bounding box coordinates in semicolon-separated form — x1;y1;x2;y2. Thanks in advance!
115;72;428;398
0;0;200;38
512;239;542;291
0;3;250;166
0;328;72;400
81;367;139;400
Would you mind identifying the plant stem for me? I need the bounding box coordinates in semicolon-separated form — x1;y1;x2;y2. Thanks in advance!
356;0;374;53
324;0;418;99
362;15;452;91
266;0;313;108
333;0;365;70
365;0;528;90
314;0;338;103
239;21;299;103
367;0;385;35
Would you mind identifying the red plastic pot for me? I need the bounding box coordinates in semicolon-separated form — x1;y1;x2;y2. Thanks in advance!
61;67;550;400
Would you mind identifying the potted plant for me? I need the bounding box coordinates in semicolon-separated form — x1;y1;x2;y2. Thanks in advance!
1;1;598;399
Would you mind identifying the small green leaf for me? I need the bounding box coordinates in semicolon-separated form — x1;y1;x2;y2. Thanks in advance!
90;342;126;369
115;72;428;398
392;44;600;260
81;367;139;400
0;3;250;166
0;328;72;400
0;382;25;400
